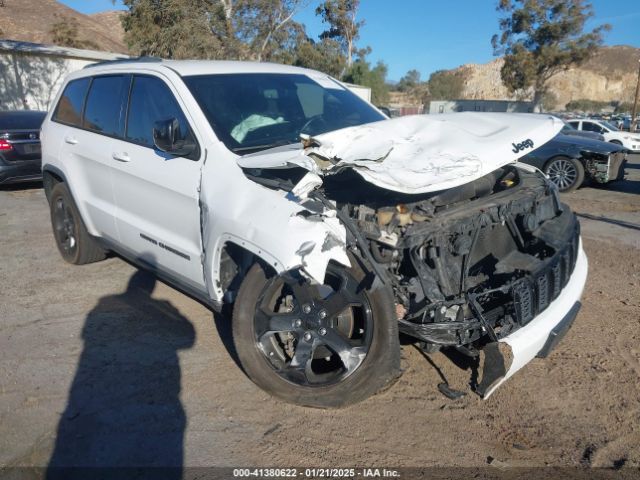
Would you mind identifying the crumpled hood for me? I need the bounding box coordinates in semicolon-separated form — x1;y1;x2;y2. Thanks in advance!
238;112;564;194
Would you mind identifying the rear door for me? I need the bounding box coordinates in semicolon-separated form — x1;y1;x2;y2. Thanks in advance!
52;76;129;240
567;120;581;131
582;121;605;134
110;73;206;292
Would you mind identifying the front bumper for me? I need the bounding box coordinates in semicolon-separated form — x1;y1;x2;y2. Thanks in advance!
480;238;588;398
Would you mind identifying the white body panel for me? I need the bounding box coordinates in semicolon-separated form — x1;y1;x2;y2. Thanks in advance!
198;143;350;302
107;70;207;292
57;127;118;241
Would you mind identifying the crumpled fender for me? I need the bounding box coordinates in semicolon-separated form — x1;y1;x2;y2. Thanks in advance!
199;153;349;303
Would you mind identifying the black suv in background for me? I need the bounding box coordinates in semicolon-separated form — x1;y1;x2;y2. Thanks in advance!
0;111;46;185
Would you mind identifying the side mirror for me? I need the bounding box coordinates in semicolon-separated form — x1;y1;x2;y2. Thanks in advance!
153;118;196;157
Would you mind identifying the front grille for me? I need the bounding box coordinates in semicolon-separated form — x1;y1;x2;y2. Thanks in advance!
513;226;580;326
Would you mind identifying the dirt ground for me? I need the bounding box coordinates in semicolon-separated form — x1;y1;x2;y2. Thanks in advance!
1;155;639;475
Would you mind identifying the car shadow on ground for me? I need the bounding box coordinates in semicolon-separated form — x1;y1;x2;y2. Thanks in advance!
0;181;43;191
46;269;195;480
589;178;640;195
213;308;242;370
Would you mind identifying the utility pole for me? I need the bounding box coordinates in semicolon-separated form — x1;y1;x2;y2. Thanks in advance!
632;59;640;133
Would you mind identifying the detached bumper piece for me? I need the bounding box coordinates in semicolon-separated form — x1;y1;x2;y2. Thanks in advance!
476;300;581;397
536;301;581;358
481;240;588;398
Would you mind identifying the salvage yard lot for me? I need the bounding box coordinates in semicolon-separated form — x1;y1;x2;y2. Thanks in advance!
1;156;639;470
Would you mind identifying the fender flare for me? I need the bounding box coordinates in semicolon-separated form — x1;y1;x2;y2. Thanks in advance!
42;164;68;202
208;234;298;302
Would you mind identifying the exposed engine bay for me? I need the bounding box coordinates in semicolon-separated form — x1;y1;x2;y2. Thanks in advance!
244;162;579;359
229;113;584;399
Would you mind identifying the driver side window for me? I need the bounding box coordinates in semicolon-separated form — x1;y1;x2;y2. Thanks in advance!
126;75;190;148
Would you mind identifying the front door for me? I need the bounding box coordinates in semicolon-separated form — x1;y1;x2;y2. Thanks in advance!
110;73;206;293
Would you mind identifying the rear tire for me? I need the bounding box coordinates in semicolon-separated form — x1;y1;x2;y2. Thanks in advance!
232;260;401;408
544;156;584;193
49;182;106;265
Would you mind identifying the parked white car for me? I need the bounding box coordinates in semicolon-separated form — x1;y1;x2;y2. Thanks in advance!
41;59;587;407
567;118;640;151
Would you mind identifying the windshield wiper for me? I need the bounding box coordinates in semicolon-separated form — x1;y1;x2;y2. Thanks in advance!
231;139;298;154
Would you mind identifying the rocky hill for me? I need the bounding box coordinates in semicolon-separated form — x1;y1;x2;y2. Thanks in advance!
452;45;640;110
90;11;126;46
0;0;127;53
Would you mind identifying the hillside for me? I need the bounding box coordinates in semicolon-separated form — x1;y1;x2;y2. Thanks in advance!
451;45;640;110
0;0;127;53
90;11;125;46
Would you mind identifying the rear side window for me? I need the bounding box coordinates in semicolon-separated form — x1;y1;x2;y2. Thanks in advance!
126;75;190;148
582;122;603;134
52;78;90;127
83;75;130;137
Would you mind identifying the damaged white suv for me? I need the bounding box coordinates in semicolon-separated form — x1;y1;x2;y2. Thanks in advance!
41;60;588;407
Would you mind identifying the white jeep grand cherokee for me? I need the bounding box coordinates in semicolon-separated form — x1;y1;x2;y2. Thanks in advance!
41;59;588;407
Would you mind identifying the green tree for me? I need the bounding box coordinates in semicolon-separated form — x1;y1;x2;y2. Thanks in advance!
492;0;610;110
427;69;466;101
120;0;307;61
343;58;389;105
120;0;233;59
397;69;421;92
294;37;346;78
316;0;364;76
235;0;308;61
50;15;99;50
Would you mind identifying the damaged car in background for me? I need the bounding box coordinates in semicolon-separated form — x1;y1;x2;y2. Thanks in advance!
519;133;627;192
41;61;588;408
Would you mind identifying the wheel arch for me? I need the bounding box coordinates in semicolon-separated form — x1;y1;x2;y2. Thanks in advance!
42;165;67;202
212;238;280;304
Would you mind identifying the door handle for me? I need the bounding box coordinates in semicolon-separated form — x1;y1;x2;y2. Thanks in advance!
64;136;78;145
112;152;130;162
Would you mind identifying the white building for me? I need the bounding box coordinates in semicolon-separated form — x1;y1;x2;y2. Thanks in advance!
342;82;372;103
429;99;536;115
0;40;127;111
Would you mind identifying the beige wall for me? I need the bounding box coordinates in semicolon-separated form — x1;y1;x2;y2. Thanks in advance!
0;52;94;111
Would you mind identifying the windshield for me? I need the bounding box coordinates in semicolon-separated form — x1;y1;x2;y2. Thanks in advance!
600;120;619;132
184;73;385;154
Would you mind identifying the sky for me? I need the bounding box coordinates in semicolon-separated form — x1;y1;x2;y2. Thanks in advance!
60;0;640;81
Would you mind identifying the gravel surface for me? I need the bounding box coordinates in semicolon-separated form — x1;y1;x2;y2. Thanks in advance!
1;155;639;473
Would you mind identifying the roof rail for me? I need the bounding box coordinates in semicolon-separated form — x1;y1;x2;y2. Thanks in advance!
83;56;163;69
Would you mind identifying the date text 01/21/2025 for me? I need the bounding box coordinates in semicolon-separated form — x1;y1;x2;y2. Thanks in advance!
232;468;400;478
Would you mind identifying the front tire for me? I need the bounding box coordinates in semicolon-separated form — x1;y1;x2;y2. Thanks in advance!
232;261;400;408
49;182;106;265
544;156;585;193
